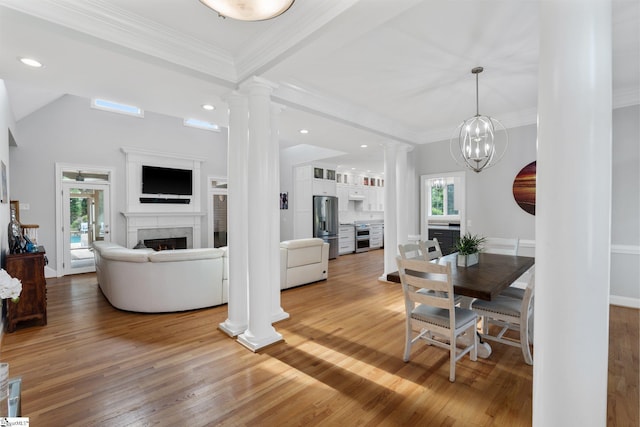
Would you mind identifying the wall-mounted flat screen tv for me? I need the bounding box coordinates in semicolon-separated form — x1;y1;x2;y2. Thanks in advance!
142;165;193;196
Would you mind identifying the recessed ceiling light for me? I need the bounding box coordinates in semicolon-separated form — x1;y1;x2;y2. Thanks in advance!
360;144;368;148
19;57;43;68
299;129;309;134
202;104;215;111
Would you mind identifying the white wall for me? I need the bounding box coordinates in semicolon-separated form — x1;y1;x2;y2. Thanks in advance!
610;104;640;305
9;95;228;272
1;80;16;344
413;106;640;304
0;81;14;258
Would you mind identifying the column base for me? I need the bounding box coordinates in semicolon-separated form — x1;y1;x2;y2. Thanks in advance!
271;309;290;323
237;330;283;352
218;319;247;337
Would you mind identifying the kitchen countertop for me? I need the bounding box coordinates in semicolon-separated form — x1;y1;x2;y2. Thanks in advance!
428;224;460;230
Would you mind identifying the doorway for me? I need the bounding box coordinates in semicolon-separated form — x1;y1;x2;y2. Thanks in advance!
420;171;466;239
207;177;228;248
56;165;114;276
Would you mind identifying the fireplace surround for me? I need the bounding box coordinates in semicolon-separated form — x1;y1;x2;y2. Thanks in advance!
121;147;206;249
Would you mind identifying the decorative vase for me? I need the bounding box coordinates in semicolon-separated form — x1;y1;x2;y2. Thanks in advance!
457;252;479;267
7;207;25;254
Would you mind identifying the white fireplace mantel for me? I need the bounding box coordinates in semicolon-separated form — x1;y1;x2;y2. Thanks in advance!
121;211;206;249
121;147;207;249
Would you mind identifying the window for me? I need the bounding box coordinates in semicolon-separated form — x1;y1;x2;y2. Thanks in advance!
91;98;143;117
420;171;465;240
429;179;458;217
184;118;220;132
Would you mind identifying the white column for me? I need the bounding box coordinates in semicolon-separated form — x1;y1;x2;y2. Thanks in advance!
219;92;249;337
534;1;612;426
395;144;412;248
381;142;399;279
237;77;283;351
270;103;289;323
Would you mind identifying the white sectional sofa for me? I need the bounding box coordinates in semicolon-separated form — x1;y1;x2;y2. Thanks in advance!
93;237;328;312
280;238;329;290
93;241;225;313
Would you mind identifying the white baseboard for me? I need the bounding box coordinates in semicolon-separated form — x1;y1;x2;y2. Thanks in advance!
610;295;640;309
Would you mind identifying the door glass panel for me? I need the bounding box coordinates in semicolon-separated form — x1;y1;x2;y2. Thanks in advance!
213;194;227;248
67;187;107;272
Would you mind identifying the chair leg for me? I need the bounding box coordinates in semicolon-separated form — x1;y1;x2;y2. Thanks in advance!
403;322;412;362
520;317;533;365
470;324;478;362
449;337;456;382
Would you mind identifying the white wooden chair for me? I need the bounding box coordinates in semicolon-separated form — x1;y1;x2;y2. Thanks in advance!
422;238;443;260
398;242;427;261
398;242;461;304
396;256;478;382
398;239;442;261
471;271;535;365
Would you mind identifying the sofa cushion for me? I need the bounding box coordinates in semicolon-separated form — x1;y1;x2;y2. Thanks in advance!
100;248;152;263
148;248;223;263
280;238;324;250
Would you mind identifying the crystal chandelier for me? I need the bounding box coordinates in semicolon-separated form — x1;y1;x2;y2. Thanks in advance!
199;0;295;21
450;67;508;173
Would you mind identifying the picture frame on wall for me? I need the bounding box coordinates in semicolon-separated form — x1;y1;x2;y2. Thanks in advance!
0;161;6;204
280;192;288;210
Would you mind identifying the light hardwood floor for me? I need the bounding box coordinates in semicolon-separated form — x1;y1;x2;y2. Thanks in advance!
1;249;637;426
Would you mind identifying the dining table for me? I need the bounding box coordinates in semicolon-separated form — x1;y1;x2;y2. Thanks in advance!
387;251;535;358
387;252;535;301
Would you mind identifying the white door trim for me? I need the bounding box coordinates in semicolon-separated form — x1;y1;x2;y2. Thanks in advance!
55;163;116;277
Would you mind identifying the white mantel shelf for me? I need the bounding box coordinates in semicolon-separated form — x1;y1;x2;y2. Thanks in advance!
122;211;207;218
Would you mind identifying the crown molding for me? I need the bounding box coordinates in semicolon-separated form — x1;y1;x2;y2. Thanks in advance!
0;0;237;82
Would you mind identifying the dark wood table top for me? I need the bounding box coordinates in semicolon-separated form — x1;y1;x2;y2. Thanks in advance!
387;252;535;301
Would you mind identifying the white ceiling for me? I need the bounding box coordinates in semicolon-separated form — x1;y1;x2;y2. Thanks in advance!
1;0;638;174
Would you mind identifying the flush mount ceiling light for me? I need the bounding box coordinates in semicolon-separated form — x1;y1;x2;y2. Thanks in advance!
299;129;309;134
18;57;43;68
450;66;508;173
202;104;215;111
199;0;295;21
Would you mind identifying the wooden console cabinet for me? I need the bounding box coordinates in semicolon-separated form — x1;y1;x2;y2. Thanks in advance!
5;251;47;332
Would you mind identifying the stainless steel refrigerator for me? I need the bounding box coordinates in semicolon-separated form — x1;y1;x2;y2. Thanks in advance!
313;195;339;259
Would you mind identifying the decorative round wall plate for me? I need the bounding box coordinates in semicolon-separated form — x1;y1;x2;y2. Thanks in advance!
513;161;536;215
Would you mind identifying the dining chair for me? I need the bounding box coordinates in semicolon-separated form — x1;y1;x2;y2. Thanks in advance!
422;238;443;260
471;271;535;365
396;256;478;382
398;242;427;261
398;242;462;304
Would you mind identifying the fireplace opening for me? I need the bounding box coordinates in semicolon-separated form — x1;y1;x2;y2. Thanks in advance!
144;237;187;251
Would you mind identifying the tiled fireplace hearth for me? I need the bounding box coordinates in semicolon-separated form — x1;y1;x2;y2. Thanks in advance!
122;212;204;249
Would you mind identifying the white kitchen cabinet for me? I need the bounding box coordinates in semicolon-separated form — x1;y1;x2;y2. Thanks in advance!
337;184;349;212
339;224;355;254
313;178;336;196
369;223;384;249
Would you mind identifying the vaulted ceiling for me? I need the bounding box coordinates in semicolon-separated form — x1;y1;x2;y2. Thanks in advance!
1;0;638;173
